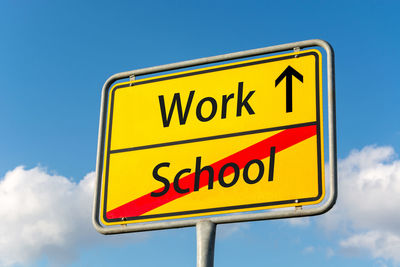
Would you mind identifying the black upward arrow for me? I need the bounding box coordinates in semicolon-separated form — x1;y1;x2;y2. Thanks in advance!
275;65;303;113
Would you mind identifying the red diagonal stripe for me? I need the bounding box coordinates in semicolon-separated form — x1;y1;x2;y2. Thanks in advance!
107;124;317;219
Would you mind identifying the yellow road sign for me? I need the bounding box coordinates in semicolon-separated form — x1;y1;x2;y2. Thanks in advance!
99;49;324;225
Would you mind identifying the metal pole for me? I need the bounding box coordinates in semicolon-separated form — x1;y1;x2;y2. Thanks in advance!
196;220;216;267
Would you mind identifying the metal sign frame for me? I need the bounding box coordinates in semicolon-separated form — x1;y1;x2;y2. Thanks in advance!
92;39;336;235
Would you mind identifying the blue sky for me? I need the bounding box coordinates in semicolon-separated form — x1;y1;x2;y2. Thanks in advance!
1;1;400;266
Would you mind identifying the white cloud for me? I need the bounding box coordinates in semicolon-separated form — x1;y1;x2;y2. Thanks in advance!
326;247;335;258
340;231;400;262
287;217;310;227
318;145;400;264
302;246;315;254
0;166;146;266
218;222;249;239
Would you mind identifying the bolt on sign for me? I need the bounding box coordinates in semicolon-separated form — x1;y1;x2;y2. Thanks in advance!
93;40;337;232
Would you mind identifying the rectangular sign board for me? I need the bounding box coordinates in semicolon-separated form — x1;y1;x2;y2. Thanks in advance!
97;49;324;226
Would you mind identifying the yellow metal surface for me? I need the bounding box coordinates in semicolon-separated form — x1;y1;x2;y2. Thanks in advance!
100;49;324;225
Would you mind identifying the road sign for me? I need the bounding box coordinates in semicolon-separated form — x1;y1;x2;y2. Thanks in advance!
97;49;325;226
